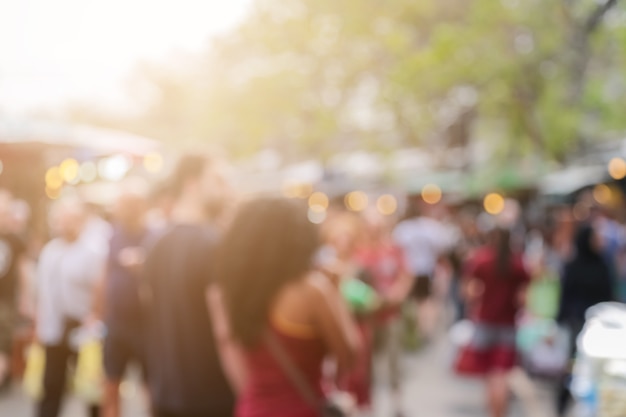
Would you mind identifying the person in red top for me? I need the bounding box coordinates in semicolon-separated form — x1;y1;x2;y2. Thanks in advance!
319;212;373;411
211;198;360;417
459;227;530;417
354;212;413;417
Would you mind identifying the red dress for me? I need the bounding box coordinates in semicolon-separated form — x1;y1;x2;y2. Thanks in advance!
236;320;326;417
455;247;530;375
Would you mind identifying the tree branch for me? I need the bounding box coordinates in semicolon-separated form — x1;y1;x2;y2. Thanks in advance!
585;0;618;34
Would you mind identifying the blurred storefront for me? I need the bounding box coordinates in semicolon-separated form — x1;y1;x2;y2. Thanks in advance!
0;119;160;249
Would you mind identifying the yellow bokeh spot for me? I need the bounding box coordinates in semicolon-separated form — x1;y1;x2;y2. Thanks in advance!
609;158;626;180
422;184;442;205
297;184;313;199
282;183;313;199
484;193;505;215
144;153;164;174
308;208;327;224
593;184;612;205
45;167;64;189
281;184;298;198
59;158;79;183
376;194;398;216
308;192;329;213
345;191;368;212
45;186;61;200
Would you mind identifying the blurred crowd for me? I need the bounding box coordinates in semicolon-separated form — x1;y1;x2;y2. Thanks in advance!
0;152;624;417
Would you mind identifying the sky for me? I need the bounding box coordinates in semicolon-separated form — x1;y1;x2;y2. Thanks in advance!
0;0;251;115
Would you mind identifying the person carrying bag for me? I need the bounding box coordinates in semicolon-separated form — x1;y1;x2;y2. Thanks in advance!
265;332;355;417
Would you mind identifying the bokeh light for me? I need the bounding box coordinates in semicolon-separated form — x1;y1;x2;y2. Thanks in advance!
281;183;298;198
608;157;626;180
376;194;398;216
307;208;327;224
99;155;132;182
45;167;64;189
308;192;329;213
144;152;164;174
296;183;313;199
80;162;98;183
282;183;313;199
45;186;61;200
422;184;442;205
345;191;368;212
484;193;505;215
593;184;612;205
59;158;79;183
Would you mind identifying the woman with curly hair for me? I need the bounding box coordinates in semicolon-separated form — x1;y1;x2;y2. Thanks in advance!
212;197;360;417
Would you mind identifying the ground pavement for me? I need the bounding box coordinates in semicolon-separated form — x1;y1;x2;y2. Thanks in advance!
0;332;559;417
372;333;559;417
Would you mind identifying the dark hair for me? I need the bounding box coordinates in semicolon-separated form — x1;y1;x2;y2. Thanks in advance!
215;197;320;346
574;223;601;259
169;154;211;199
490;227;512;276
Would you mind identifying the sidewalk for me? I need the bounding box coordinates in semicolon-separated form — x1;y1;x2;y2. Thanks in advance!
372;332;558;417
0;334;558;417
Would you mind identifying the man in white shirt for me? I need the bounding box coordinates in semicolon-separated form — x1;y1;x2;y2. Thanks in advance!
393;201;454;339
36;198;107;417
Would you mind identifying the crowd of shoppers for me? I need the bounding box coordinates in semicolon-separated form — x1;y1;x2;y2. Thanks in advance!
0;152;623;417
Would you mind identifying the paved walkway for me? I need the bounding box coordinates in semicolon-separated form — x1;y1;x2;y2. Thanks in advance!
372;334;558;417
0;333;559;417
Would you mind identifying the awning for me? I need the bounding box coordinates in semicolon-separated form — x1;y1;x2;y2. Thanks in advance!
539;165;607;196
0;119;159;156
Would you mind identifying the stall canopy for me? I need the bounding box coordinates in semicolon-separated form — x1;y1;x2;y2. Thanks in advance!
539;165;607;197
0;119;159;156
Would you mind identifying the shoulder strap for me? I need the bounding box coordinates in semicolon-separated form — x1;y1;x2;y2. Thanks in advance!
264;331;321;409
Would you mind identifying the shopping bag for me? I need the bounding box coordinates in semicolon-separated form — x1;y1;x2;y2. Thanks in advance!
527;274;560;319
517;316;553;353
518;318;570;377
22;343;45;400
340;278;379;314
73;340;104;403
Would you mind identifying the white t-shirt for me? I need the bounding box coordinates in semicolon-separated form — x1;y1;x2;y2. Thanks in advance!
36;237;107;345
393;217;455;277
81;216;113;253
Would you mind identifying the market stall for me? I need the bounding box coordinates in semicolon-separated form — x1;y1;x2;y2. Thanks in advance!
0;118;161;243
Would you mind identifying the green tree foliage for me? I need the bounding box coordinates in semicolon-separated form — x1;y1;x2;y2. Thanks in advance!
79;0;626;162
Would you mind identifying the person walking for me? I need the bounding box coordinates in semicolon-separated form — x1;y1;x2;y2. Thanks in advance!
393;200;453;339
319;211;374;412
100;184;151;417
458;227;530;417
36;198;107;417
357;212;413;417
213;197;360;417
556;224;614;416
141;154;236;417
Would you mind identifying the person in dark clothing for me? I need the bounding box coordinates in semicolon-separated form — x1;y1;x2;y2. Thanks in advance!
101;185;151;417
556;224;614;416
142;154;236;417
